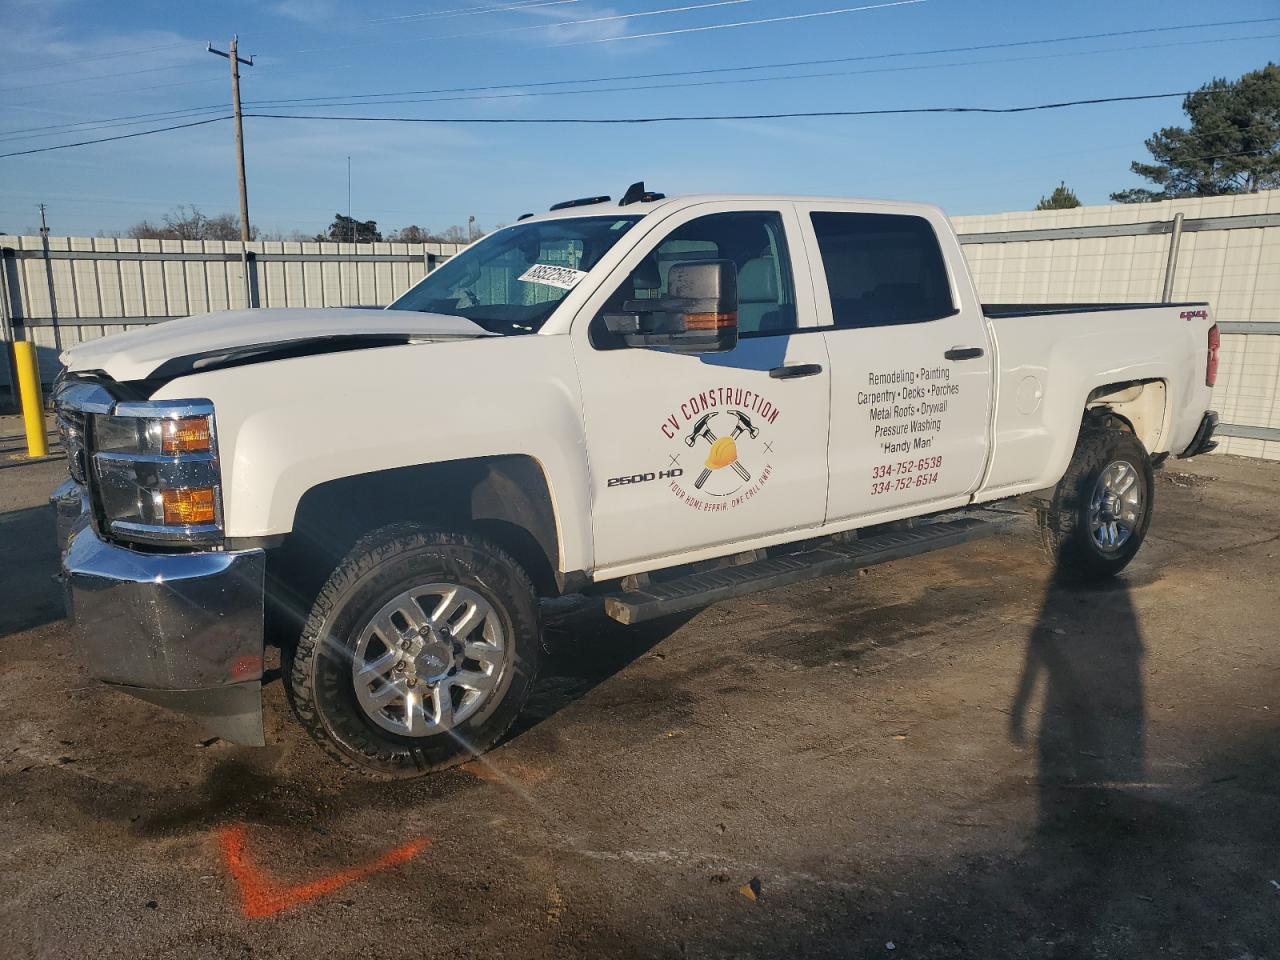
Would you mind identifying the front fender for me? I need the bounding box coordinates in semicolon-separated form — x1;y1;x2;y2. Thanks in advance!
152;335;594;574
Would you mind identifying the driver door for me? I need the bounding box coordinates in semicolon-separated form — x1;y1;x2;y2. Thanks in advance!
570;202;832;577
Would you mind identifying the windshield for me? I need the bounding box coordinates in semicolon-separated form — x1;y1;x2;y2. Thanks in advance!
388;215;642;335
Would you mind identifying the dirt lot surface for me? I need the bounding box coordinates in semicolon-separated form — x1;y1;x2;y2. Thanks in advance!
2;416;1278;959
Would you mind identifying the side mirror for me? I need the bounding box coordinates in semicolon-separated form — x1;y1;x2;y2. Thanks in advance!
603;259;738;353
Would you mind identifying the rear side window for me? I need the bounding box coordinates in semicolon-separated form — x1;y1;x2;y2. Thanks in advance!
809;212;955;329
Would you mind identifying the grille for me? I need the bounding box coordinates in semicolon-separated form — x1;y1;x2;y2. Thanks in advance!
51;374;114;487
56;407;87;482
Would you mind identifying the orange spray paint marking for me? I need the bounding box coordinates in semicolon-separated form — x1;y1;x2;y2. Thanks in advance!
219;824;430;919
229;654;263;681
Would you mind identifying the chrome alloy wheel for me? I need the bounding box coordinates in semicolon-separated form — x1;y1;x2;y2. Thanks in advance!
1089;460;1142;552
352;583;512;737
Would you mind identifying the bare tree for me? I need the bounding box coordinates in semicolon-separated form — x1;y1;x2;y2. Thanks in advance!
126;206;256;241
387;222;496;244
388;224;430;243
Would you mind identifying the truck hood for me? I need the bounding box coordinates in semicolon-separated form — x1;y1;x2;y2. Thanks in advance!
59;307;494;383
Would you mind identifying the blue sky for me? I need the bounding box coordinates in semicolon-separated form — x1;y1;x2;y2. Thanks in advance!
0;0;1276;237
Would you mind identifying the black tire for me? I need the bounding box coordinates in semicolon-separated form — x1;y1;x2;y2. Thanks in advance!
284;525;540;779
1039;416;1154;581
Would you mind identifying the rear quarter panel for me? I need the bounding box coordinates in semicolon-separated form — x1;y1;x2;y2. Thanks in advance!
978;306;1214;498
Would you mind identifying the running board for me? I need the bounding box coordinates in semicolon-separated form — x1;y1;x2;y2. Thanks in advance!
602;515;1011;625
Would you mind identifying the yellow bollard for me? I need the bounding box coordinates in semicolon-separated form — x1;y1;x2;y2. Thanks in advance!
13;341;49;458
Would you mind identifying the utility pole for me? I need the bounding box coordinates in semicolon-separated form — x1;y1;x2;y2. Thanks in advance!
37;203;61;351
208;36;254;307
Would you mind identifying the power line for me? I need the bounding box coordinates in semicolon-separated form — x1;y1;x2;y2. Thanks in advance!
0;116;231;160
0;91;1195;160
0;104;231;144
10;16;1271;142
244;91;1199;123
0;61;196;94
4;76;225;109
561;0;927;45
1;96;1273;162
0;40;189;77
248;16;1280;107
236;32;1280;114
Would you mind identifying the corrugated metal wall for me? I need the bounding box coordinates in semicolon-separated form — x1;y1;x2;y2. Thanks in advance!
954;190;1280;461
3;193;1277;460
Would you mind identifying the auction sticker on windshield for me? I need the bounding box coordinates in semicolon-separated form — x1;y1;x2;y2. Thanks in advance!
519;264;588;290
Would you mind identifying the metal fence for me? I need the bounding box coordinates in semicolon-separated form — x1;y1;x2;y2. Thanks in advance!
0;235;463;387
3;193;1278;460
953;190;1280;461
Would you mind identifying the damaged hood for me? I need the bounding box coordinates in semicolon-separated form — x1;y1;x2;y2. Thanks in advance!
60;307;494;383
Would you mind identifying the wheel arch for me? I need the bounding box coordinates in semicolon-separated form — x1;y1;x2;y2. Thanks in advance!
267;456;564;641
1085;378;1168;454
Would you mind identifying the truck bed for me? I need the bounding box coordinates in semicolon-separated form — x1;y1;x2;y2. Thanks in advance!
983;301;1209;319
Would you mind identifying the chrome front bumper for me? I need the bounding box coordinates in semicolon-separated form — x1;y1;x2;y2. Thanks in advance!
53;478;267;745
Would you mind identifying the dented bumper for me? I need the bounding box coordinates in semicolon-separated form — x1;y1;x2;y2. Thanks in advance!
54;480;267;745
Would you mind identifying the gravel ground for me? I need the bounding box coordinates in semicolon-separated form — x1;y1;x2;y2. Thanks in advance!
1;416;1277;959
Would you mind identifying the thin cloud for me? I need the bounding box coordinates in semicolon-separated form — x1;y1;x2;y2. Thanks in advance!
271;0;343;26
559;0;927;45
288;0;755;54
369;0;585;24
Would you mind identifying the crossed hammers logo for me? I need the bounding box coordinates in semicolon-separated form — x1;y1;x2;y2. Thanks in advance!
684;409;760;490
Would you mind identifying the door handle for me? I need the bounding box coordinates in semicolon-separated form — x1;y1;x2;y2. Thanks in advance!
769;363;823;380
944;346;984;361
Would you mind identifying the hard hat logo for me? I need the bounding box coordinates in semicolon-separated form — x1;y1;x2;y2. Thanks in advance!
705;436;738;471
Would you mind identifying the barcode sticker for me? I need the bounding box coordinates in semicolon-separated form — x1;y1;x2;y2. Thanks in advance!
518;263;588;290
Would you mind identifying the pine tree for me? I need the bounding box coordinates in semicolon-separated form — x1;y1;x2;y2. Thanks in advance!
1112;63;1280;203
1035;182;1082;210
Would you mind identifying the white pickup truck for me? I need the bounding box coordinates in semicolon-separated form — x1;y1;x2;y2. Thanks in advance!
51;184;1220;777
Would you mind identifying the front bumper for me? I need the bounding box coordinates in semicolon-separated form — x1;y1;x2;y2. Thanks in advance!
53;479;267;745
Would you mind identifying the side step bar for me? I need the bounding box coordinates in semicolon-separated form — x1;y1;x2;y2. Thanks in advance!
602;515;1012;625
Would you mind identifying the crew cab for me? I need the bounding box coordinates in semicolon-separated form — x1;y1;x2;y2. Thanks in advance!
51;185;1220;777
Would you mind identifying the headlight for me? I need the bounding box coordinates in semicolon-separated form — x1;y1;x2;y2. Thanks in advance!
89;400;223;546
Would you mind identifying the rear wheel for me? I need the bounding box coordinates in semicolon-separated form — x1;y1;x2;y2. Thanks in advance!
284;526;540;778
1039;417;1154;581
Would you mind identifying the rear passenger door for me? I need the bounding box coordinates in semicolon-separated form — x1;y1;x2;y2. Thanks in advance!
796;203;993;524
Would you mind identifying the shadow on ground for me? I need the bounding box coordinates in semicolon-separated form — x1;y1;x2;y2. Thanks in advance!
0;504;63;638
597;573;1278;959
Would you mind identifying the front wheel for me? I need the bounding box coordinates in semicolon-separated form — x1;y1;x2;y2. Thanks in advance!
1039;417;1154;581
284;526;541;778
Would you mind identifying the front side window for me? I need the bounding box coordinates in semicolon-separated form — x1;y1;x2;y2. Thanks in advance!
593;210;797;345
810;212;955;329
389;215;640;335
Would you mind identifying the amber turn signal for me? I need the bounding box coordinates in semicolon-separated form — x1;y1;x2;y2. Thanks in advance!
161;416;212;455
684;311;737;331
161;487;218;525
